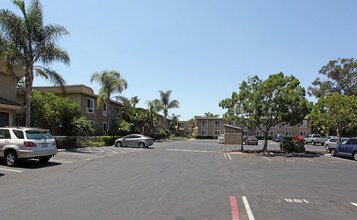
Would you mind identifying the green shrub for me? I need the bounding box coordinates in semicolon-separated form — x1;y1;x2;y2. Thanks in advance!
280;140;305;153
100;136;121;146
55;136;78;149
84;140;105;147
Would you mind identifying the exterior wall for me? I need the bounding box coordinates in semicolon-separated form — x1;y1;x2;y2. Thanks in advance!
0;63;24;126
195;116;312;137
224;133;242;145
195;117;229;136
31;85;124;134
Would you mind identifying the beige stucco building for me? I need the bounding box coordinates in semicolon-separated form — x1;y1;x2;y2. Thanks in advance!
23;84;124;135
0;62;24;126
195;116;311;137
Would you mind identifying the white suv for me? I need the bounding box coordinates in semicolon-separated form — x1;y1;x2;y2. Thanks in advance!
0;127;57;166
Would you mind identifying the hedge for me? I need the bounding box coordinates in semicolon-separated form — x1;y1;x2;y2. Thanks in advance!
280;140;305;153
195;135;218;139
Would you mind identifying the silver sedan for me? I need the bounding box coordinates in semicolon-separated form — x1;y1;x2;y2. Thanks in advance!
114;134;154;148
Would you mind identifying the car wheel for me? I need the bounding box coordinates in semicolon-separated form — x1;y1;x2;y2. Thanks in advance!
331;149;336;157
312;140;315;145
354;152;357;161
115;141;122;147
39;156;51;164
5;150;18;167
325;144;329;150
139;142;145;148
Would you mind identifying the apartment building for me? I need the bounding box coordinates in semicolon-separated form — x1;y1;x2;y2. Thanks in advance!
0;62;24;126
195;116;311;137
26;84;124;135
195;116;231;136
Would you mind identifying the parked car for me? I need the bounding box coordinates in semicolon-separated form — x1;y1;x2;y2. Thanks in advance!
324;137;348;150
217;134;224;144
293;135;304;141
304;134;326;145
273;134;285;142
114;134;154;148
245;136;258;145
330;137;357;161
0;127;57;167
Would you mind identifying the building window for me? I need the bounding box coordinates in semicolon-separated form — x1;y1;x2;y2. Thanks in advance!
285;131;292;136
285;122;292;128
270;130;277;136
299;131;306;137
89;120;95;127
214;120;221;127
229;121;235;125
86;98;95;114
214;130;221;135
103;122;108;132
201;120;207;127
116;107;122;118
103;103;107;116
243;130;248;136
201;130;208;135
256;130;263;136
300;120;307;127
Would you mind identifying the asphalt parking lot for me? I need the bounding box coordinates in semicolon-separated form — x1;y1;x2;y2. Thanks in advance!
0;139;355;220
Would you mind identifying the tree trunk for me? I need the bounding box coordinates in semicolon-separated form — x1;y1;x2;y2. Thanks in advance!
262;132;268;151
25;71;34;127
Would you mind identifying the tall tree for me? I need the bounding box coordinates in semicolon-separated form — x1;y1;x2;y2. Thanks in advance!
308;93;357;142
0;0;70;127
220;73;310;151
169;114;181;136
90;70;128;134
154;90;180;128
308;58;357;98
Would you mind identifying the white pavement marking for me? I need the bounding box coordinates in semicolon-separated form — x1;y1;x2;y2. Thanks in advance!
166;149;216;153
103;147;118;154
114;148;128;154
302;158;314;162
86;147;93;152
59;152;104;158
242;196;255;220
224;153;227;159
227;153;232;160
0;167;23;173
351;202;357;207
263;156;271;161
124;148;142;152
95;147;104;152
51;159;73;164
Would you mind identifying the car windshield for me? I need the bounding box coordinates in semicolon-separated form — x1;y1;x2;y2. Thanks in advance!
25;130;53;139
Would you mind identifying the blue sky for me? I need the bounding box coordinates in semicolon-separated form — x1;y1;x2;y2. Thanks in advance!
2;0;357;120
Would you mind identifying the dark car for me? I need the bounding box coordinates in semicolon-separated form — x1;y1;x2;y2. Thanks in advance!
330;137;357;161
245;136;258;145
273;134;285;142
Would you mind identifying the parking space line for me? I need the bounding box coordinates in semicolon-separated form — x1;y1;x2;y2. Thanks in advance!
86;147;93;152
51;159;73;164
59;152;104;158
95;147;104;153
229;196;240;220
351;202;357;207
262;156;271;161
114;148;128;154
302;158;314;162
242;196;255;220
102;147;118;154
0;167;23;173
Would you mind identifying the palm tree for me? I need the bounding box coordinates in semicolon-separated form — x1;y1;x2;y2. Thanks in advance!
0;0;70;127
204;112;220;118
91;70;128;134
154;90;179;129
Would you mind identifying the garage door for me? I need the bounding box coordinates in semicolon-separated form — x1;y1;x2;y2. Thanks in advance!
0;112;9;127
